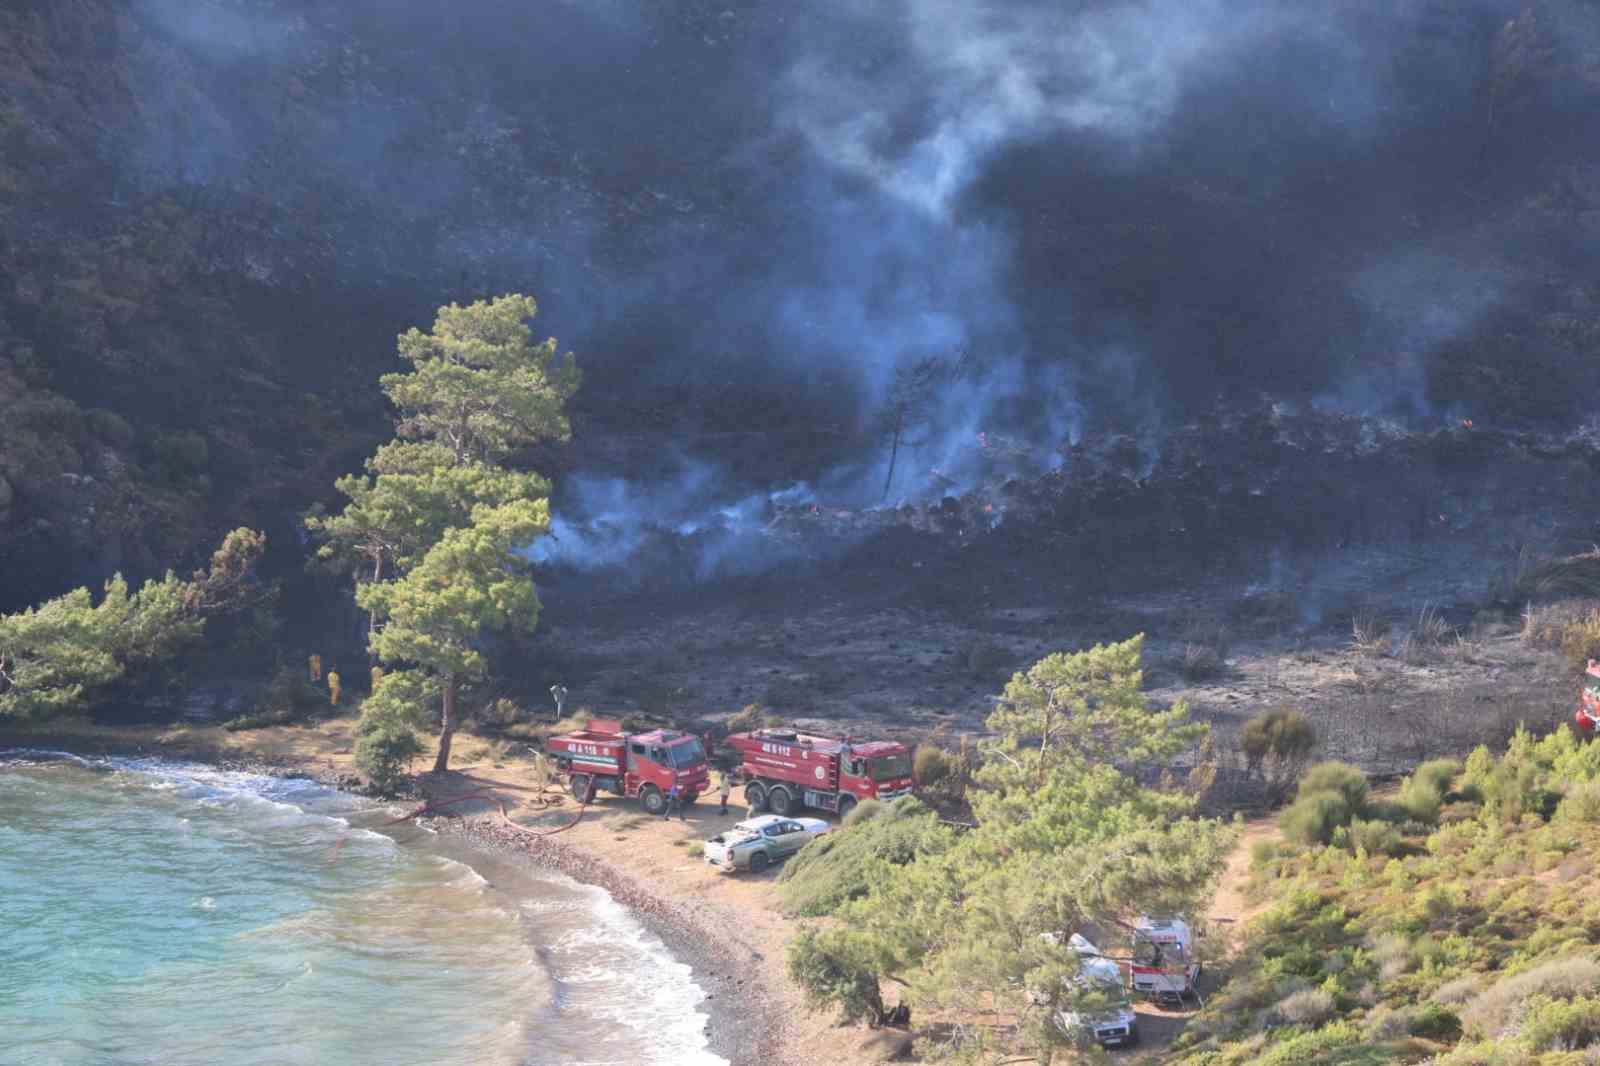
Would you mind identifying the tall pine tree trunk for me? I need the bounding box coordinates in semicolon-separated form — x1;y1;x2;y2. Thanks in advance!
367;553;383;666
433;673;459;773
881;420;902;502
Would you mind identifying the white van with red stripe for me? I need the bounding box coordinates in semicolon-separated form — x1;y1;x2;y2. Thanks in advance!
1129;916;1201;1003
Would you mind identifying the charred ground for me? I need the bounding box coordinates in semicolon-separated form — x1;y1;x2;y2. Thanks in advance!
529;407;1590;778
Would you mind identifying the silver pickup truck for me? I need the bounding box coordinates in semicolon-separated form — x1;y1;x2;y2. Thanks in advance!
703;815;830;873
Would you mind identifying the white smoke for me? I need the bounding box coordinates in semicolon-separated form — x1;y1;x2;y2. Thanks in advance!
786;0;1349;219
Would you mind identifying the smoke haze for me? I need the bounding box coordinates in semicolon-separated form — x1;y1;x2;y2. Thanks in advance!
93;0;1600;566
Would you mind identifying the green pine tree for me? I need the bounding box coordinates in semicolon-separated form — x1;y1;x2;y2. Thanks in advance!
314;295;577;779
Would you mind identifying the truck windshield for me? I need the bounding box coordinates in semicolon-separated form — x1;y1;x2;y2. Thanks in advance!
666;739;705;768
870;753;912;780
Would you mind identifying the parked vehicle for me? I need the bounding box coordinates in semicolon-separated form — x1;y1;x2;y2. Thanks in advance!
1056;934;1139;1048
702;814;831;873
545;718;710;815
724;726;913;818
1129;916;1201;1004
1578;660;1599;737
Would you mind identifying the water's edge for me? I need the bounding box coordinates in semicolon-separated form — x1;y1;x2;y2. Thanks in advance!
0;746;742;1066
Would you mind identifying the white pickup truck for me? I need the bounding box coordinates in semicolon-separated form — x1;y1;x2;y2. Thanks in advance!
703;815;830;873
1047;933;1140;1048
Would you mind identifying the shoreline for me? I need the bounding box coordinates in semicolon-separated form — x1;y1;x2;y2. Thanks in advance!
449;814;783;1066
0;732;783;1066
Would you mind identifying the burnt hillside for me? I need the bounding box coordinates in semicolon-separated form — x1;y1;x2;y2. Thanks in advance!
4;1;1600;606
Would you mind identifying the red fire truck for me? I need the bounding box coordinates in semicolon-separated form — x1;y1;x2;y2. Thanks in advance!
724;726;914;819
1578;661;1600;738
545;719;711;815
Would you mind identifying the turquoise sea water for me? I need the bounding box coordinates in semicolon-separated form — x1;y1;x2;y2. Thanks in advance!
0;753;724;1066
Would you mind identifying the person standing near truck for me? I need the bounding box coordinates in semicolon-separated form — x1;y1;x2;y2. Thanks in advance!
718;771;734;815
663;781;681;820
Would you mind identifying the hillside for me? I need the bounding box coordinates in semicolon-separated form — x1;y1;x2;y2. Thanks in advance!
1172;732;1600;1065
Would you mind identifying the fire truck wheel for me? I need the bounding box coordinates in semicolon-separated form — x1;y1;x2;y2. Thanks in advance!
570;773;592;803
837;795;857;821
639;784;665;816
744;781;768;812
768;786;794;816
750;851;770;874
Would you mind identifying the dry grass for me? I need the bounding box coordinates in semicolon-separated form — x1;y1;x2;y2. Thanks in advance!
1461;956;1600;1038
1350;606;1391;657
1521;599;1600;647
1274;987;1336;1026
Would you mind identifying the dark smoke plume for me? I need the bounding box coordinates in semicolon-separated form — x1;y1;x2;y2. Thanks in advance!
104;0;1600;570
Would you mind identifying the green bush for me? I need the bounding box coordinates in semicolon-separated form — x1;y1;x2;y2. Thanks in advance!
779;795;951;917
1518;995;1600;1051
1364;799;1411;825
842;797;884;828
1242;707;1317;799
787;928;889;1026
1335;818;1404;857
353;723;423;794
1299;761;1370;811
1557;782;1600;825
1409;1002;1464;1041
914;744;955;788
1281;789;1355;846
1400;759;1460;825
150;431;210;478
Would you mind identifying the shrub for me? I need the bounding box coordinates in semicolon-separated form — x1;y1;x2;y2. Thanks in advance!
842;798;884;827
1242;707;1317;800
1363;1003;1414;1041
787;928;889;1026
473;697;524;730
1400;759;1460;825
353;722;424;794
150;430;210;478
1560;610;1600;671
1557;781;1600;825
85;408;135;448
1181;642;1225;681
1281;789;1355;846
779;796;952;917
1298;762;1370;812
914;744;955;789
1461;956;1600;1038
1250;838;1280;869
1409;1001;1464;1041
1432;975;1482;1006
1518;995;1600;1051
1373;933;1414;982
1275;986;1336;1026
1364;799;1411;825
1335;818;1403;857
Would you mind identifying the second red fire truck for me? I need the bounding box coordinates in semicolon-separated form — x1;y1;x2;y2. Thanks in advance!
724;726;914;818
